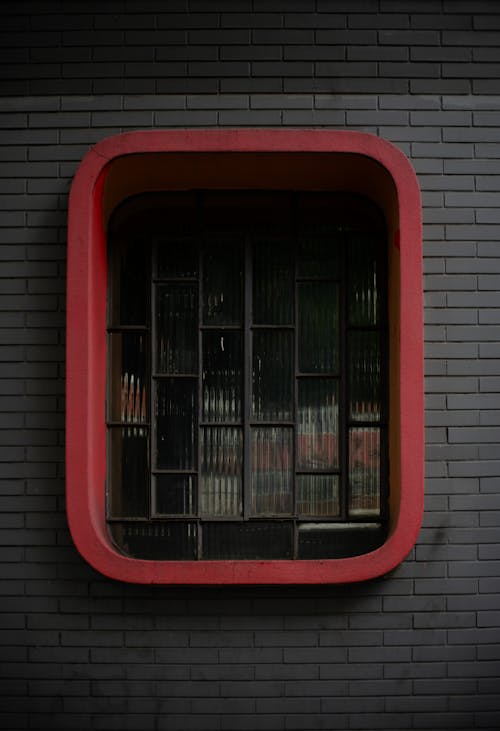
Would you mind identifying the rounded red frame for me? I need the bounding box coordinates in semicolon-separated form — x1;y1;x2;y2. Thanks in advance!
66;129;423;584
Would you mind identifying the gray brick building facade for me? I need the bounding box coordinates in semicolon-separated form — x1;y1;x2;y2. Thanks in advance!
1;1;500;729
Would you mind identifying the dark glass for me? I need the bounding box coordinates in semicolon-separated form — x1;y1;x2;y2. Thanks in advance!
109;522;197;560
203;521;293;560
202;330;242;423
109;238;149;326
252;329;293;421
109;332;148;424
202;237;243;325
297;231;340;279
251;427;293;516
155;379;196;470
348;233;381;326
349;426;381;517
297;378;338;471
298;523;386;559
297;475;339;517
253;237;294;325
349;330;382;422
155;475;196;515
108;426;149;518
157;236;198;278
298;282;339;373
200;427;243;516
156;284;197;374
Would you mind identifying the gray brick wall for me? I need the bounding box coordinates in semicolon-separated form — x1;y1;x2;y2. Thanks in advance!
1;1;500;729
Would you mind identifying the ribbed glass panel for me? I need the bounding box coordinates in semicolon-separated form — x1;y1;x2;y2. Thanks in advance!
252;330;293;421
156;284;197;374
155;475;196;516
252;237;293;325
202;330;242;423
201;427;243;516
298;523;385;559
251;427;293;516
156;379;196;470
157;237;198;278
203;522;293;560
109;239;149;326
109;522;197;560
348;234;380;326
298;282;339;373
202;237;243;325
348;427;381;517
108;426;149;518
349;330;382;422
297;232;339;279
297;378;338;471
109;332;148;424
296;475;339;517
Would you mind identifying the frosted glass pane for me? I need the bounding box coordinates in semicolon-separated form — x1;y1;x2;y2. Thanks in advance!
252;330;293;421
201;427;242;516
109;522;197;560
298;282;339;373
156;379;196;470
156;284;197;374
349;330;382;422
297;233;339;279
297;475;339;517
348;234;381;326
349;427;381;517
253;238;293;325
251;427;293;516
157;237;198;278
203;237;243;325
108;426;149;518
297;378;338;470
202;330;242;423
203;522;293;560
109;332;148;424
155;476;196;516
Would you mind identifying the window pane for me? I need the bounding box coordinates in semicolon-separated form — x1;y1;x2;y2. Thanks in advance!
203;522;293;560
253;237;293;325
349;330;382;422
156;284;197;375
157;236;198;278
251;427;293;516
201;427;243;516
348;233;381;326
109;239;149;326
155;475;196;516
298;282;339;373
297;232;340;279
202;330;242;423
349;427;381;517
297;378;338;471
297;475;339;517
298;523;385;559
252;330;293;421
202;237;243;325
108;426;149;518
156;379;196;470
109;522;197;560
109;332;148;424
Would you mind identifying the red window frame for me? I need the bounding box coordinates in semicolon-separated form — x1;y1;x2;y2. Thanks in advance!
66;129;423;584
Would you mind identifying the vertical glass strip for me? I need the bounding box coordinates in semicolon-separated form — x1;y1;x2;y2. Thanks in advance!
156;285;197;374
109;239;149;327
155;379;196;470
297;475;339;517
202;330;242;423
348;427;381;517
202;237;243;325
109;332;148;424
200;427;243;516
251;427;293;516
253;238;294;325
297;378;339;471
298;282;339;373
348;233;381;327
252;330;293;421
349;330;382;422
108;426;149;518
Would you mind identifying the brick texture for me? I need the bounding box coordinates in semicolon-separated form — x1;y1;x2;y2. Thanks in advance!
1;1;500;730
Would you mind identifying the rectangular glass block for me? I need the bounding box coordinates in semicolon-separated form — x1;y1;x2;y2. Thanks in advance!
202;237;243;325
201;427;243;516
297;475;339;517
203;521;293;560
155;475;196;516
348;233;381;327
297;378;339;471
349;330;382;422
349;427;381;517
109;522;197;560
202;330;242;423
251;427;293;516
109;239;149;326
156;284;197;374
156;379;196;470
252;330;293;421
109;332;148;424
298;282;339;373
252;237;294;325
157;237;198;279
108;426;149;518
297;232;340;279
298;523;385;560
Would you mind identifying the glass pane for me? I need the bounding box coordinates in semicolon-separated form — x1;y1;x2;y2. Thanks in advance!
156;284;197;375
109;238;149;326
203;522;293;560
157;237;198;278
349;330;382;422
298;523;385;559
109;522;197;560
348;233;381;326
156;379;196;470
297;378;338;470
297;232;340;279
349;427;381;517
298;282;339;373
253;237;293;325
202;330;242;423
108;426;149;518
109;332;148;424
201;427;242;516
297;475;339;517
155;475;196;516
252;330;293;421
202;237;243;325
251;427;293;516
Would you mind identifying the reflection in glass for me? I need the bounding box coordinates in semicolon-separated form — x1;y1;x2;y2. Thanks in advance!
108;426;149;518
155;475;196;515
348;233;380;326
252;330;293;421
157;237;198;278
349;330;382;422
202;331;242;423
201;427;242;516
297;233;339;279
156;379;196;470
203;237;243;325
297;475;339;517
298;282;339;373
349;427;380;517
297;378;338;471
156;285;197;375
109;332;148;424
253;238;293;325
251;427;293;515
